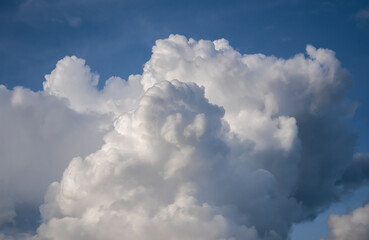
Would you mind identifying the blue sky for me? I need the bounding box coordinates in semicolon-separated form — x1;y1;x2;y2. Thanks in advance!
1;0;369;239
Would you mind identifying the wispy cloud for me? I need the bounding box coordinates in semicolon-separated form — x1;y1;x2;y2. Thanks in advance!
65;16;82;27
355;7;369;21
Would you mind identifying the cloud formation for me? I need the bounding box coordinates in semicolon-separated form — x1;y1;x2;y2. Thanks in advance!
43;56;143;116
0;56;143;234
337;153;369;189
0;86;105;229
326;203;369;240
0;35;366;239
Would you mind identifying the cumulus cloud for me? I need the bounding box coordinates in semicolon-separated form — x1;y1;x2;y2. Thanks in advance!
0;34;366;239
0;86;105;229
0;56;143;234
141;35;357;210
43;56;143;116
37;80;266;240
326;203;369;240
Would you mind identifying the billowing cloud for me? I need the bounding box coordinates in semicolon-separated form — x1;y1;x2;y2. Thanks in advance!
326;203;369;240
0;86;105;229
0;56;143;234
140;35;357;211
43;56;143;116
0;34;366;239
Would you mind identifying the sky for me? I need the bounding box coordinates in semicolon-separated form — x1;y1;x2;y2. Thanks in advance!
0;0;369;239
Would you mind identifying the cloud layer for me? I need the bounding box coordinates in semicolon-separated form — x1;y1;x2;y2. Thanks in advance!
0;35;366;240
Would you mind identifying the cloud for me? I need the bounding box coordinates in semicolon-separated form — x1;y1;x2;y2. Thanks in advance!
37;80;262;240
0;35;365;239
326;203;369;240
336;153;369;189
43;56;143;116
356;8;369;21
141;35;357;210
0;55;144;234
65;16;81;27
0;85;107;231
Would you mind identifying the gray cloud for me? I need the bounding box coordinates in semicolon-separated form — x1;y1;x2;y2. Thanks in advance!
336;153;369;189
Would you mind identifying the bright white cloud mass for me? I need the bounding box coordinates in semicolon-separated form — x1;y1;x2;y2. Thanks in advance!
0;34;368;240
327;201;369;240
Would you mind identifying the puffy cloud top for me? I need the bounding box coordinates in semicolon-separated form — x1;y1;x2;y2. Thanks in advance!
327;203;369;240
44;56;143;116
0;35;366;240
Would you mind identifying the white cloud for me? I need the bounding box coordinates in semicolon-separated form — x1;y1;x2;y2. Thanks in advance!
326;203;369;240
0;35;364;239
44;56;144;116
36;80;287;240
0;85;110;227
0;56;144;232
140;35;356;207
